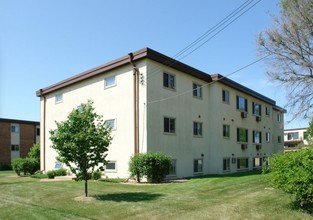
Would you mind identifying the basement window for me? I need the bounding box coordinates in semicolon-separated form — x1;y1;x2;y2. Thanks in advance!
105;161;117;172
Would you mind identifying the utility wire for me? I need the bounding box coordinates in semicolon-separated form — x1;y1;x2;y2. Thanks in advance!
147;53;272;104
146;0;263;80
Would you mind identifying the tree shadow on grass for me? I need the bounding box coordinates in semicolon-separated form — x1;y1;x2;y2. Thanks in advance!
94;192;163;202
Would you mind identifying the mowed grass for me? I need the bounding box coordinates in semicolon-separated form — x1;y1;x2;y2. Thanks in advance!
0;170;312;220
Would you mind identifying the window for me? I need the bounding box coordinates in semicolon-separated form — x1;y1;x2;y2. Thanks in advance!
194;159;203;173
104;75;116;88
164;117;175;134
223;158;230;172
287;132;299;140
237;128;248;142
104;119;116;130
193;83;202;98
253;130;262;144
237;158;249;170
55;94;63;103
193;122;203;137
36;128;40;136
266;132;271;142
163;73;175;89
222;90;230;104
304;132;308;140
223;124;230;138
277;113;282;122
11;125;19;133
252;102;262;116
236;96;247;112
168;159;176;176
265;107;271;116
253;157;263;167
11;145;19;151
105;161;117;172
278;136;282;143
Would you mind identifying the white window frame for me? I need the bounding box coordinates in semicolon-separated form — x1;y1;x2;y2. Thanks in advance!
252;102;261;116
223;158;231;172
163;72;176;90
164;117;176;134
253;157;263;167
11;125;20;133
265;106;271;116
104;119;116;130
105;161;117;173
237;158;249;170
193;159;203;174
277;113;282;123
237;127;248;143
222;90;230;104
223;124;230;138
168;159;177;176
11;145;20;151
193;121;203;137
55;93;63;104
236;95;247;112
104;75;116;89
192;83;202;98
266;132;271;142
253;130;262;144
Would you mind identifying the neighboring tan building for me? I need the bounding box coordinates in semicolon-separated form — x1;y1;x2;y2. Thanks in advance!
36;47;285;178
0;118;40;169
284;127;308;149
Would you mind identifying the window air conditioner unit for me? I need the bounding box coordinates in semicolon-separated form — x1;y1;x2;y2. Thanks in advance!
241;144;248;150
256;145;262;151
256;116;261;122
241;112;247;118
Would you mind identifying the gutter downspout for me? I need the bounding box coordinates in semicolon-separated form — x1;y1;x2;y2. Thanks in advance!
129;53;140;155
39;89;46;171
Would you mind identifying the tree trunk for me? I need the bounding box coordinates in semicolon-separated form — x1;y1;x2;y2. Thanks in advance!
85;176;88;197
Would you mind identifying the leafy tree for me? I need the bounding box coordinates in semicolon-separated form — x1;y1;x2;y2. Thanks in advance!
258;0;313;120
50;100;112;197
264;148;313;213
28;143;40;163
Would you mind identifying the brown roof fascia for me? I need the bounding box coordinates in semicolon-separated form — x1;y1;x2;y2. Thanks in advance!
36;47;212;97
211;74;278;106
0;118;40;125
144;48;212;82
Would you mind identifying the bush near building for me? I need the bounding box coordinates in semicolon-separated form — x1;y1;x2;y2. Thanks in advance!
264;147;313;213
129;152;171;183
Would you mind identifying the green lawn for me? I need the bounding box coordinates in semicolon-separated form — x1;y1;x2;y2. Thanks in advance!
0;170;312;220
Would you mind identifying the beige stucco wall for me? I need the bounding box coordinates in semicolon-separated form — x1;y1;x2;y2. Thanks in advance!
40;57;284;179
40;61;147;178
145;59;284;177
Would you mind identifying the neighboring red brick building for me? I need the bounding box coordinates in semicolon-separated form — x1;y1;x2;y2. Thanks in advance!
0;118;40;170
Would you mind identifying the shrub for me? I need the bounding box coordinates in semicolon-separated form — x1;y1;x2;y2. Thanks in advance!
12;158;38;176
46;170;56;179
92;171;102;180
264;148;313;212
54;168;67;176
31;171;48;179
129;152;171;183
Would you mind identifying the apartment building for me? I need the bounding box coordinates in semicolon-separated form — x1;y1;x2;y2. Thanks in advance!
36;48;285;178
284;127;308;149
0;118;40;169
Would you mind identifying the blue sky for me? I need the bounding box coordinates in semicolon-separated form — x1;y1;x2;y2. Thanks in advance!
0;0;309;129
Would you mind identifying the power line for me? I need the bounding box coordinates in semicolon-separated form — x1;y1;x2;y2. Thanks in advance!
147;53;272;105
146;0;263;80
